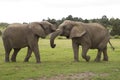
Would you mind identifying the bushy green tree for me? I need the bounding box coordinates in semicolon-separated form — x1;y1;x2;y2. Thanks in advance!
0;23;9;28
110;18;120;36
43;15;120;36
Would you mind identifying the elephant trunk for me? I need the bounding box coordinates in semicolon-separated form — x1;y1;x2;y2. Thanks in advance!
50;29;61;48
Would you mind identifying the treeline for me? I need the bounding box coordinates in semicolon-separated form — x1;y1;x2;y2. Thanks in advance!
0;23;9;28
44;15;120;36
0;15;120;36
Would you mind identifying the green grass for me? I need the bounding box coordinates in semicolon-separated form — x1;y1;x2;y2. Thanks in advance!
0;37;120;80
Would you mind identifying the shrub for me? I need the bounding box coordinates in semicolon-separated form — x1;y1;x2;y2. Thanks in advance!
0;30;2;36
113;35;120;39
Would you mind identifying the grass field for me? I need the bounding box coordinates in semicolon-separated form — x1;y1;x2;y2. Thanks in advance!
0;37;120;80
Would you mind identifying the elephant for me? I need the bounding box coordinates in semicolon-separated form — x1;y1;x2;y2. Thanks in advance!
2;21;56;63
50;20;114;62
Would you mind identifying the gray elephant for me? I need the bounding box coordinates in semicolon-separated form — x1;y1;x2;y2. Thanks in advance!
2;21;56;63
50;20;114;62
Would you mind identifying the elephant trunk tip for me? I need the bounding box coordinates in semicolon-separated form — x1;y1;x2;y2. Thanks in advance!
51;44;56;48
50;30;61;48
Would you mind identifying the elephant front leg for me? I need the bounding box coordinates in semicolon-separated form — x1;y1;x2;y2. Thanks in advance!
31;44;41;63
81;46;90;62
33;47;41;63
24;47;32;62
72;40;79;62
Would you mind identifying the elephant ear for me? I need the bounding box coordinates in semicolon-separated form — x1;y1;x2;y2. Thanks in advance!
70;26;86;38
29;23;46;38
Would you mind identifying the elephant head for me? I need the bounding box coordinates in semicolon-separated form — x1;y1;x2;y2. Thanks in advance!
50;20;86;48
29;21;56;38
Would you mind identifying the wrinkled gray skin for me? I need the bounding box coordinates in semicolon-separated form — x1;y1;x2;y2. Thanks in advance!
2;21;56;63
50;20;111;62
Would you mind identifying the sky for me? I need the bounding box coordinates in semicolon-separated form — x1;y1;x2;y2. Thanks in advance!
0;0;120;23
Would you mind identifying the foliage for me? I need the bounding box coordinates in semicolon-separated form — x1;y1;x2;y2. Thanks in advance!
0;30;2;36
112;35;120;39
110;18;120;36
1;15;120;35
44;15;120;36
0;38;120;80
0;23;9;28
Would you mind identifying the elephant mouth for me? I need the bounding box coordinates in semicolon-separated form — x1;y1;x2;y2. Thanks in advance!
60;34;69;39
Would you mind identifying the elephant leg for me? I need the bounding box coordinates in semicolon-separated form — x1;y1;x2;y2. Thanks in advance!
103;46;108;61
11;48;21;62
81;46;90;62
94;49;102;62
30;43;41;63
5;48;12;62
72;40;79;62
32;46;40;63
24;47;32;62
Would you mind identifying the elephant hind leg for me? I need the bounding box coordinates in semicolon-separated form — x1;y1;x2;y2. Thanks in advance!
94;49;102;62
103;46;108;61
81;46;90;62
5;48;12;62
3;38;12;62
11;48;21;62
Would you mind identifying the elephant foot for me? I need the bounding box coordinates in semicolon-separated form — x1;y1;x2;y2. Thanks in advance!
86;56;90;62
5;57;10;62
11;60;16;62
103;58;108;61
74;59;80;62
11;58;16;62
5;60;10;62
24;57;30;62
36;61;41;63
24;59;29;62
24;60;29;62
94;58;100;62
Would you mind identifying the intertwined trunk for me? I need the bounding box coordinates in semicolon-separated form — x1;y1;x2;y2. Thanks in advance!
50;30;61;48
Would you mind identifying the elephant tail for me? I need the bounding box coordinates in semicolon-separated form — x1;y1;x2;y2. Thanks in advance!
108;40;115;51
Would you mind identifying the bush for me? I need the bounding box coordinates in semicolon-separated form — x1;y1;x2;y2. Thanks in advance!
113;35;120;39
0;30;2;36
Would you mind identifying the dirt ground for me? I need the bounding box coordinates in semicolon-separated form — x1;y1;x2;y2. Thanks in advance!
28;72;108;80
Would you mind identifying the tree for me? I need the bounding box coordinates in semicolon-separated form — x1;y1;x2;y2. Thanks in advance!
99;15;109;27
42;15;120;36
66;15;73;20
0;22;9;28
110;18;120;36
84;19;89;23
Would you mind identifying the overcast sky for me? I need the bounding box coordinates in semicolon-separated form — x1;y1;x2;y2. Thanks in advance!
0;0;120;23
